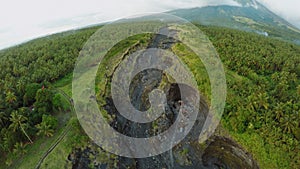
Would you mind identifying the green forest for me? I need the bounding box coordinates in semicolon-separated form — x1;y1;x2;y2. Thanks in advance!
0;24;299;168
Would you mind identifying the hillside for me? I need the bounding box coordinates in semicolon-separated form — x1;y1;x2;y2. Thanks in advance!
0;24;299;168
170;1;300;44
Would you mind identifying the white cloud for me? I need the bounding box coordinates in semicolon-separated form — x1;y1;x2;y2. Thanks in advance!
257;0;300;28
0;0;299;49
150;0;241;9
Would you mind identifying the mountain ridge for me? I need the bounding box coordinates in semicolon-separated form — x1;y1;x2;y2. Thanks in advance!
169;1;300;44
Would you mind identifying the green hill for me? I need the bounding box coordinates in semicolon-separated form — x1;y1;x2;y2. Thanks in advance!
170;3;300;44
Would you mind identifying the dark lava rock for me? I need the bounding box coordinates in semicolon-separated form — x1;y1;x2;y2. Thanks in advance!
202;136;259;169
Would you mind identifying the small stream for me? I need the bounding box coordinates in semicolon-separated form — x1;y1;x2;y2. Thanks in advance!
69;28;259;169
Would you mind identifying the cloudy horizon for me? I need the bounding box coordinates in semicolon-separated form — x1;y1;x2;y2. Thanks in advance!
0;0;299;50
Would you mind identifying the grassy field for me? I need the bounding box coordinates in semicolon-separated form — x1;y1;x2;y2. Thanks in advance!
6;110;71;169
39;73;91;169
40;118;89;169
54;73;73;97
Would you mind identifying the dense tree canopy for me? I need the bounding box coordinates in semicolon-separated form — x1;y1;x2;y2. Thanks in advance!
200;26;300;168
0;27;99;164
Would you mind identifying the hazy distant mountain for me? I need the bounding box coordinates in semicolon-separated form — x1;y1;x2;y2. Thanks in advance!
169;0;300;44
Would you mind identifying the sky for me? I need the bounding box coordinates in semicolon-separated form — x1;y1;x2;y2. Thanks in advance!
259;0;300;28
0;0;299;50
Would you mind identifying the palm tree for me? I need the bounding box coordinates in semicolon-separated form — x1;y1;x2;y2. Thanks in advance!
280;115;296;134
246;94;257;111
13;142;27;156
0;111;8;127
1;128;14;153
9;111;33;143
257;92;269;110
274;102;284;121
247;92;269;111
5;91;17;104
36;122;54;137
16;79;26;94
